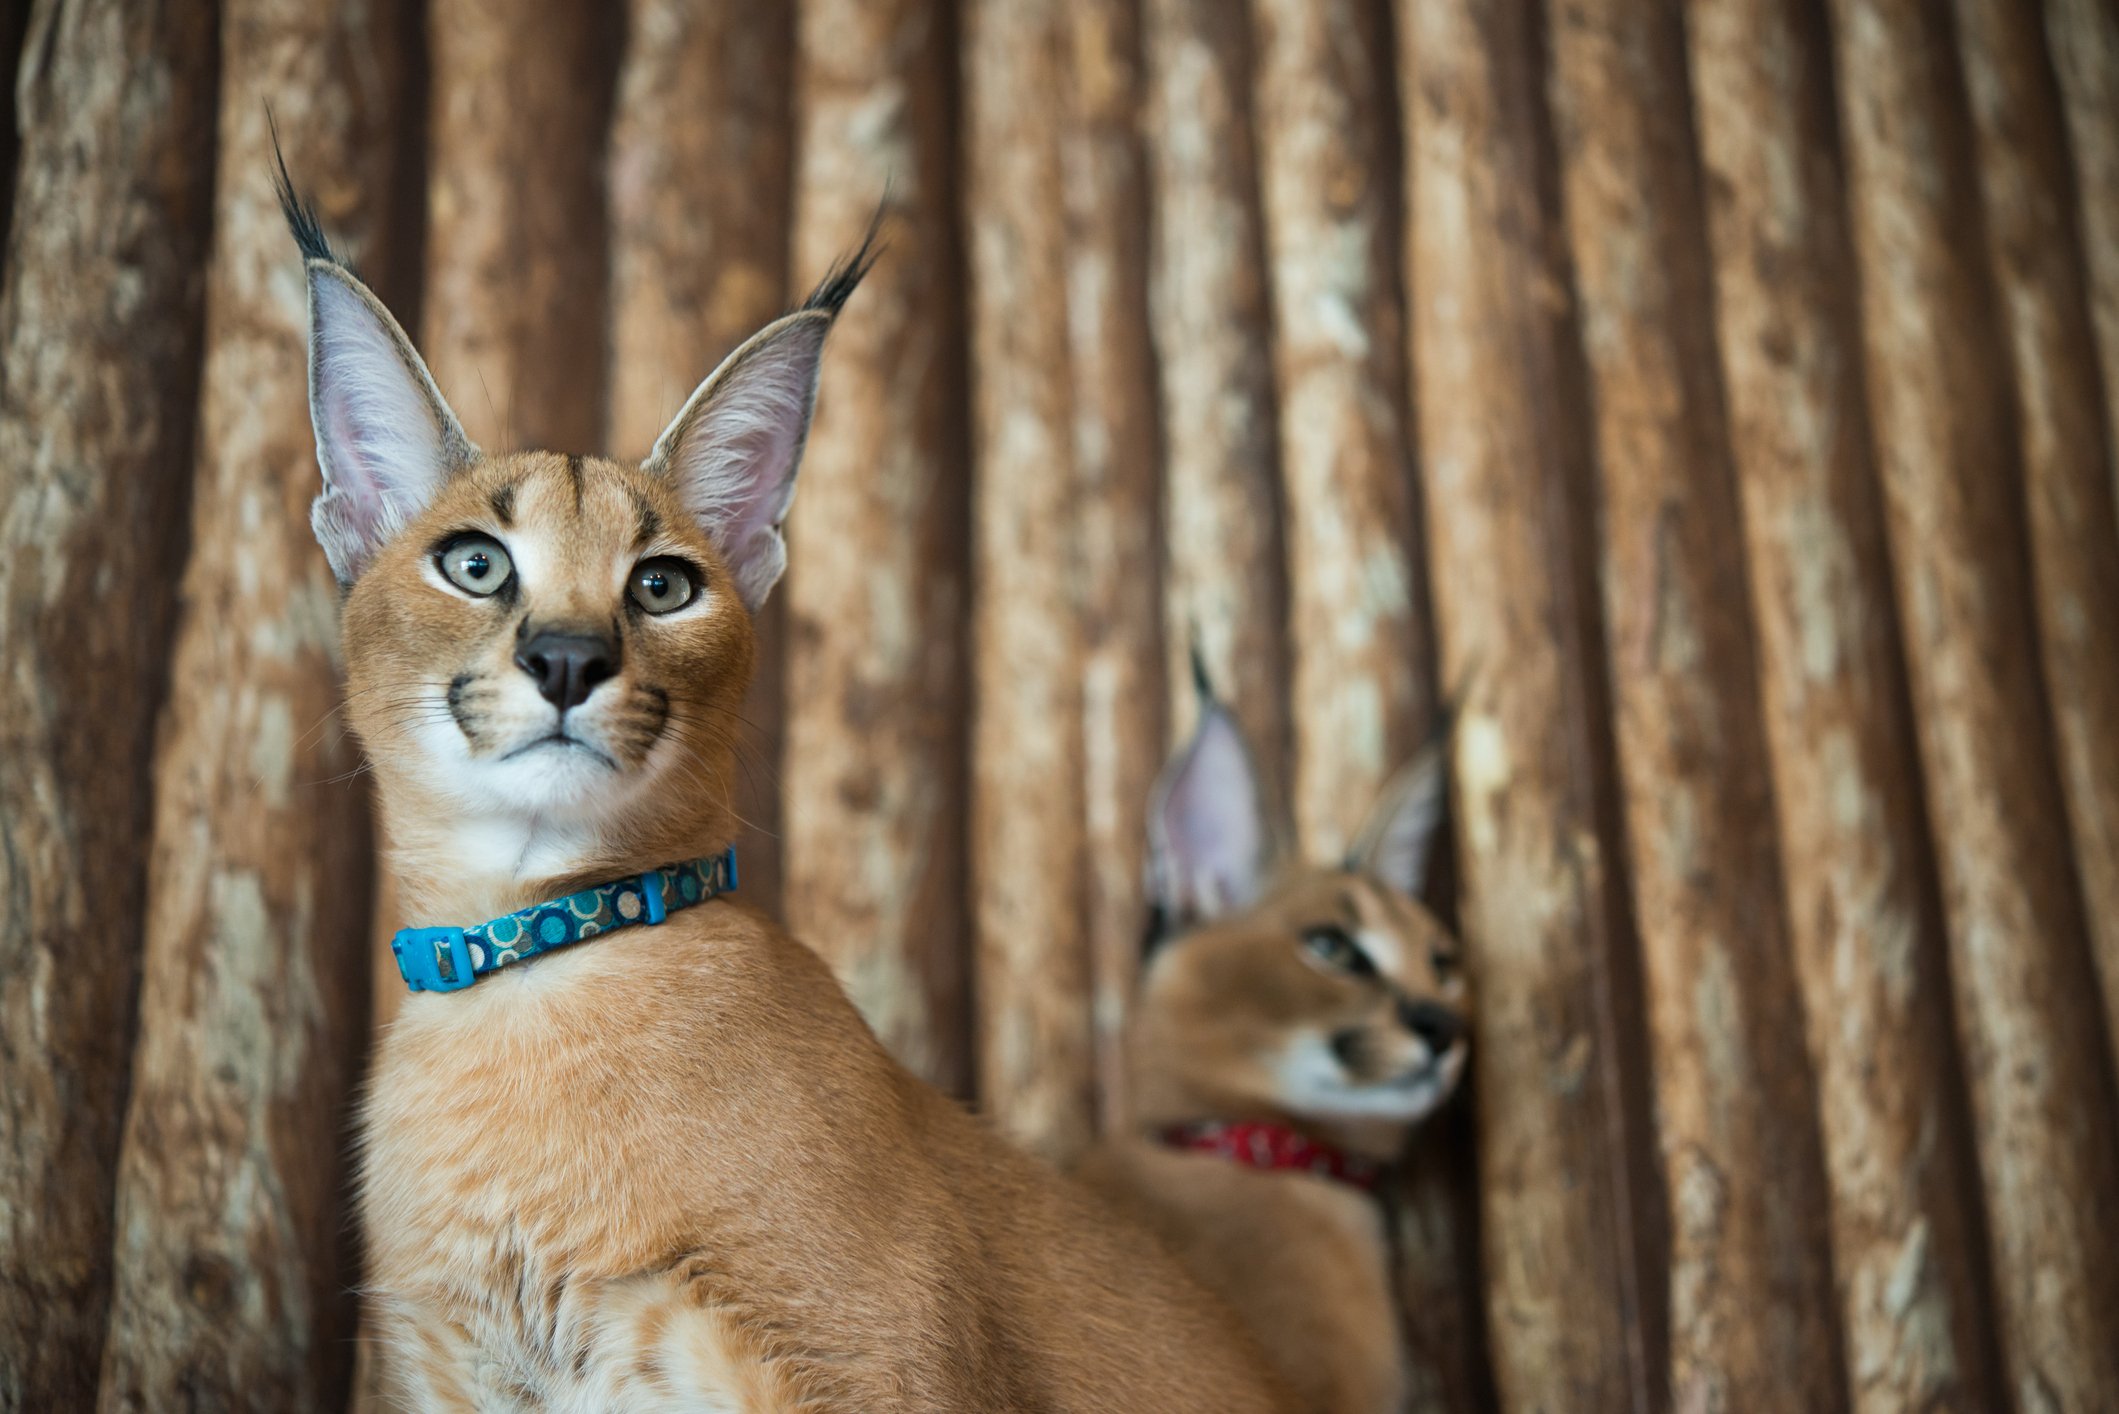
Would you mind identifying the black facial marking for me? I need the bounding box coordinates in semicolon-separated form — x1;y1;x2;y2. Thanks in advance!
446;673;487;747
633;494;662;548
566;454;585;515
490;483;517;526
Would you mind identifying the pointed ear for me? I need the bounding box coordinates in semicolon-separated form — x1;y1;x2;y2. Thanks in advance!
302;260;477;584
1349;735;1449;898
642;232;878;613
1147;701;1272;931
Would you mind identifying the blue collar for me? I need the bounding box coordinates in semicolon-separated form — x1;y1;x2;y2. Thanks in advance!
391;849;738;993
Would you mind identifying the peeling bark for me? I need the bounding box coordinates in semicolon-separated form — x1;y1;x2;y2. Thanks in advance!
607;0;794;918
0;0;218;1404
423;0;619;452
785;0;972;1094
1827;0;2119;1403
94;10;412;1406
1545;1;1847;1406
1251;0;1431;859
1396;0;1655;1406
964;0;1094;1161
2042;0;2119;519
1953;0;2119;1131
1687;0;1999;1406
1060;0;1165;1131
1142;0;1289;795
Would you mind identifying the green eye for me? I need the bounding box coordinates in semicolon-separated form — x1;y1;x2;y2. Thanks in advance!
437;534;513;596
629;557;696;615
1302;925;1376;977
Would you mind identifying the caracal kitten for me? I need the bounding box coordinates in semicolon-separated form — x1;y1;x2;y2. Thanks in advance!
281;173;1288;1411
1080;681;1471;1414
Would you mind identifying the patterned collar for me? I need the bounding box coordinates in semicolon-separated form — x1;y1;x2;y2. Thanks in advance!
391;850;737;993
1158;1119;1382;1193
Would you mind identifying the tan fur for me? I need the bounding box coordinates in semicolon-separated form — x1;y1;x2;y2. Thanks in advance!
344;452;1290;1411
1082;870;1472;1414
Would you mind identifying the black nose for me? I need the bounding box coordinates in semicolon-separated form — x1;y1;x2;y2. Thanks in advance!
1399;999;1464;1052
514;630;618;713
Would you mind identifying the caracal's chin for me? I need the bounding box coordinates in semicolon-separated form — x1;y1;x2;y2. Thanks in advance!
402;690;663;821
1273;1033;1469;1125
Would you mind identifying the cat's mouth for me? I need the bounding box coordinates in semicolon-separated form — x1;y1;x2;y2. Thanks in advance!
500;733;618;771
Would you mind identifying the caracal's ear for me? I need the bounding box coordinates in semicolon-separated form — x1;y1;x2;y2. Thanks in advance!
1348;719;1451;899
279;157;476;585
642;220;881;613
1146;651;1272;934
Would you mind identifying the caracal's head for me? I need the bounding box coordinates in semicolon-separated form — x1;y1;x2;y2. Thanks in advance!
288;175;871;877
1128;680;1470;1155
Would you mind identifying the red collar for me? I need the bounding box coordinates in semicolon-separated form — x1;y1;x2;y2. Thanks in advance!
1158;1120;1381;1192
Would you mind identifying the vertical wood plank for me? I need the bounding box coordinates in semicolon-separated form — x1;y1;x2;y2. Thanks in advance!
0;0;219;1403
786;0;973;1094
1827;0;2119;1403
1952;0;2119;1123
95;5;415;1405
1060;0;1166;1129
607;0;794;918
1142;0;1290;792
1396;0;1656;1406
2042;0;2119;518
423;0;619;453
964;0;1094;1160
1688;0;2000;1405
1544;1;1848;1406
1250;0;1431;857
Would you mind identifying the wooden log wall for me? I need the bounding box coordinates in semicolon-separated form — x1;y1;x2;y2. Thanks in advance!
3;2;2118;1410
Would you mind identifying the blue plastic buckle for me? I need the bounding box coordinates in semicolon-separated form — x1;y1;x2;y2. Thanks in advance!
640;870;668;925
393;925;478;993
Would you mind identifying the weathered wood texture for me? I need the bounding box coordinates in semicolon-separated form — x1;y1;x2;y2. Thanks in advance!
1251;0;1430;860
1142;0;1290;791
1397;0;1657;1407
1687;0;1999;1405
422;0;619;453
1827;0;2119;1403
607;0;794;918
1953;0;2119;1117
963;0;1094;1161
94;9;412;1407
1546;1;1846;1406
1059;0;1165;1130
0;1;219;1405
784;0;973;1095
2043;0;2119;517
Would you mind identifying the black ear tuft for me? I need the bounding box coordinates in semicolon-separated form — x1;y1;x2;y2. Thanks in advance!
798;202;886;318
270;109;341;268
1188;634;1215;706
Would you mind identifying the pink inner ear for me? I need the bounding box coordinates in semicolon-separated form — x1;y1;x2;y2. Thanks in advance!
1156;709;1268;917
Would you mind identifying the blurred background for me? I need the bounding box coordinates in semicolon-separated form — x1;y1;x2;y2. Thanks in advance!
2;0;2118;1410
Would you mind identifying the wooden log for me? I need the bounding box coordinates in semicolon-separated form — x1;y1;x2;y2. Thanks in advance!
0;0;30;240
1250;0;1431;858
1059;0;1165;1130
1954;0;2119;1126
607;0;794;918
1826;0;2119;1402
2042;0;2119;517
1545;2;1848;1407
785;0;972;1094
0;0;218;1404
422;0;620;453
1687;0;2000;1405
963;0;1094;1160
1141;0;1290;795
94;7;415;1406
1396;0;1656;1406
1247;5;1475;1406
